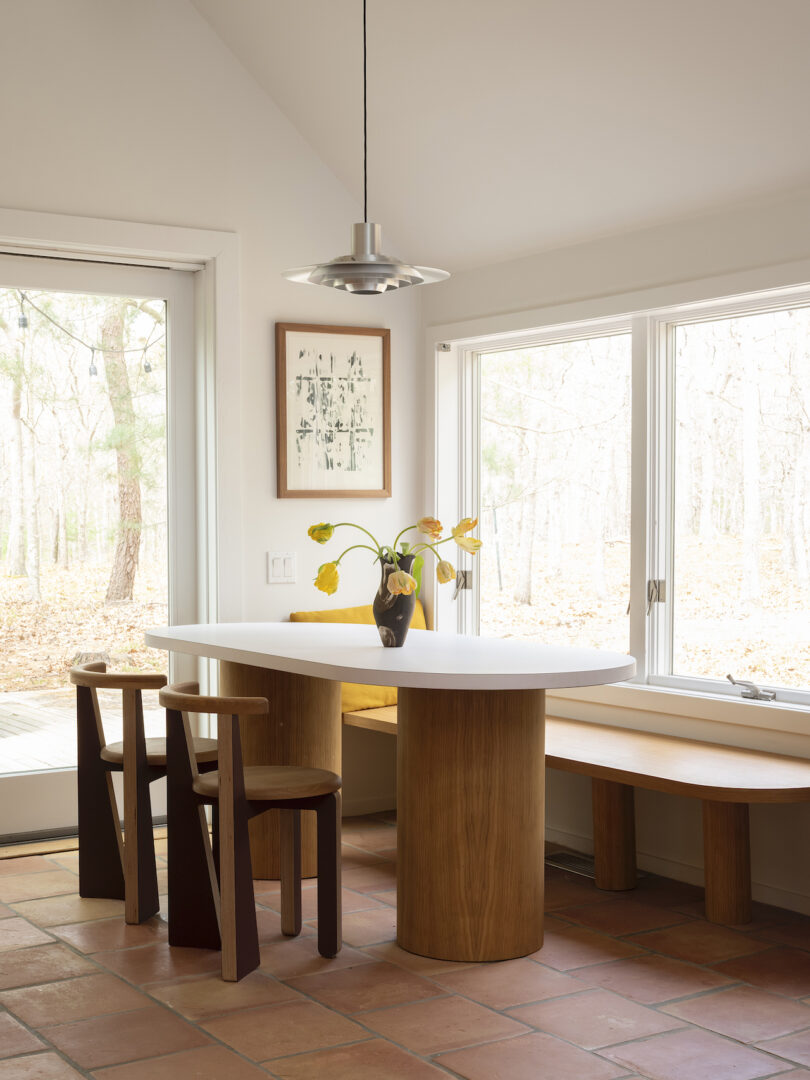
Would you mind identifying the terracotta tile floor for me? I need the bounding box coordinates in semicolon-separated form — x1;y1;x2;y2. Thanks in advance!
0;817;807;1077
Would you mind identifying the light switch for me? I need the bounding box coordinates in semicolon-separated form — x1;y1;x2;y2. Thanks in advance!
266;552;297;584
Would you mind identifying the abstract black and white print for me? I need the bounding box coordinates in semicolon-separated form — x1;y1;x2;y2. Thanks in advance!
284;330;385;491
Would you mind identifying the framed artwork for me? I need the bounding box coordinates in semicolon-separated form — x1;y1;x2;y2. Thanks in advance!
275;322;391;498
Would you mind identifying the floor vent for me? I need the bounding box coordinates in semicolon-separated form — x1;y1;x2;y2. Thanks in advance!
545;850;647;881
545;851;598;878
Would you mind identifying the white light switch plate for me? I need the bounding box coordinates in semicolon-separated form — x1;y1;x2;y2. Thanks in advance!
266;551;297;584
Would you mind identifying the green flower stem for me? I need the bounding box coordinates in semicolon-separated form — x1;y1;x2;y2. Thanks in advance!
392;524;417;552
381;546;402;567
334;543;380;566
411;537;453;556
334;522;383;553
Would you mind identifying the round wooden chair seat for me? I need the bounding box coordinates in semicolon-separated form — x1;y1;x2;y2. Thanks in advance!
193;765;341;802
101;736;219;767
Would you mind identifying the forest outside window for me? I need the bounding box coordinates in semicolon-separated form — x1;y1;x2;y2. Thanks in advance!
470;287;810;706
479;331;632;655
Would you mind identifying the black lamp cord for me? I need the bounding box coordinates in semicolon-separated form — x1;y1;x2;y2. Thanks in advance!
363;0;368;223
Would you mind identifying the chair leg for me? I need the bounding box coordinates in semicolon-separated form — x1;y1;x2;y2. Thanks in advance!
211;803;220;886
77;686;125;901
166;708;221;949
123;690;159;924
280;809;302;937
220;716;260;981
316;791;342;958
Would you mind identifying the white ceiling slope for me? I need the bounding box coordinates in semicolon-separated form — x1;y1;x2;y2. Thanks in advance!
190;0;810;273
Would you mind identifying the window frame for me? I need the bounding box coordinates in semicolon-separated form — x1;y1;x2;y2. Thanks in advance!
447;283;810;714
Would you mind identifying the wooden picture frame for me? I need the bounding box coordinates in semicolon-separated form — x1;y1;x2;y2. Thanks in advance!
275;322;391;498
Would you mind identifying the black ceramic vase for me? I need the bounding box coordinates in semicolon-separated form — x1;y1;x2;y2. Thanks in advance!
373;554;417;647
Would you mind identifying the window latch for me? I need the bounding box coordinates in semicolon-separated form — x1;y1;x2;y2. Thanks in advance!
452;569;470;601
646;578;666;615
726;674;776;701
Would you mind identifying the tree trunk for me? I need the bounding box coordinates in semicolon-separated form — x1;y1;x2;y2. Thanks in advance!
5;380;27;576
102;303;142;604
513;442;541;605
741;352;760;603
24;421;40;602
592;497;606;600
513;492;536;605
79;489;88;562
794;443;810;587
59;489;69;569
52;507;60;564
698;430;715;542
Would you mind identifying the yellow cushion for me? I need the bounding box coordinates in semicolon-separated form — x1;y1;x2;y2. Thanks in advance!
289;602;427;714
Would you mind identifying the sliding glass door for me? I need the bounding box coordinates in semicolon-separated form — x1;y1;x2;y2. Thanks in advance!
0;253;199;839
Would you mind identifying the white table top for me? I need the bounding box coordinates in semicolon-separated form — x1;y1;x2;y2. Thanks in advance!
145;622;636;691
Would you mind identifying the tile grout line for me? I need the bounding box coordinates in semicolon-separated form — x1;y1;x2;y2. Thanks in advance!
2;825;810;1076
0;1005;98;1080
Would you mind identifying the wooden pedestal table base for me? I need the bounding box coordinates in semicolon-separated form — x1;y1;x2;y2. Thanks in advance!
397;686;546;962
218;661;341;879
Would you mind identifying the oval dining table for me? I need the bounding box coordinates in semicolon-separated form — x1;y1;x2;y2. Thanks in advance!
145;622;635;962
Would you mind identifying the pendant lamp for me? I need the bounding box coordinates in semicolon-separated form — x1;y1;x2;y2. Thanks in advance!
282;0;449;295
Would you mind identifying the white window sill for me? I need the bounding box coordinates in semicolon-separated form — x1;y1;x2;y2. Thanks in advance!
547;681;810;755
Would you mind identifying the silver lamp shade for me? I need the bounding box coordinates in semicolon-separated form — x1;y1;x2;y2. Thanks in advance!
282;223;449;295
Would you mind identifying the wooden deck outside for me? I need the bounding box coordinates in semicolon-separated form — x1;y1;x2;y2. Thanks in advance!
0;687;165;774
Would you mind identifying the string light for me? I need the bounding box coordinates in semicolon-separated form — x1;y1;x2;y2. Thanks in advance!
16;292;164;372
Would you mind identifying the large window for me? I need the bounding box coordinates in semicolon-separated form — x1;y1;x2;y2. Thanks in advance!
465;288;810;705
479;332;631;653
659;303;810;699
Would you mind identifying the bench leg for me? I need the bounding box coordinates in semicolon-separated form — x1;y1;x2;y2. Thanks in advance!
702;800;751;925
592;779;637;891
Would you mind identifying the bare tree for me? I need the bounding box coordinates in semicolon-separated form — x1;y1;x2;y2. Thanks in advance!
512;475;538;604
741;341;761;603
102;302;142;604
0;305;27;577
5;379;26;576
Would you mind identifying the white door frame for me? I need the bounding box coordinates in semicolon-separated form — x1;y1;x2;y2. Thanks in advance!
0;207;241;622
0;208;239;840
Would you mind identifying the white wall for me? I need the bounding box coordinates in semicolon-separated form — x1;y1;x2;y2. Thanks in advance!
424;185;810;330
0;0;422;814
425;188;810;914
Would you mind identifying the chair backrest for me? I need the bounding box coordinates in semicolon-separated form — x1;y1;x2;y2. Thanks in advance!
160;681;269;791
70;661;167;753
159;683;268;718
69;661;167;692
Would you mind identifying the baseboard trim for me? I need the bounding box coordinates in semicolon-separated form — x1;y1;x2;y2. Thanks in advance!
545;824;810;917
343;796;396;818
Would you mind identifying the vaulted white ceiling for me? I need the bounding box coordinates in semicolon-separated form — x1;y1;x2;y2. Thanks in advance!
190;0;810;272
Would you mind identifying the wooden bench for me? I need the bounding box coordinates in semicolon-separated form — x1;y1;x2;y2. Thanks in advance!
344;706;810;925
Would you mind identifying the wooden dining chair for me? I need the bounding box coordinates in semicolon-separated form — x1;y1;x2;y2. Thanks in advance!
161;682;342;982
69;661;218;925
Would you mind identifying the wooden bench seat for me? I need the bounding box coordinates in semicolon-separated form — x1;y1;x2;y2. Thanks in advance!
343;706;810;925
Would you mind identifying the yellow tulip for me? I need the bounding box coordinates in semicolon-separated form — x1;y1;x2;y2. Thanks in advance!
314;562;339;594
387;569;417;596
417;516;442;540
451;516;478;538
455;535;482;554
308;523;334;544
436;559;455;584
